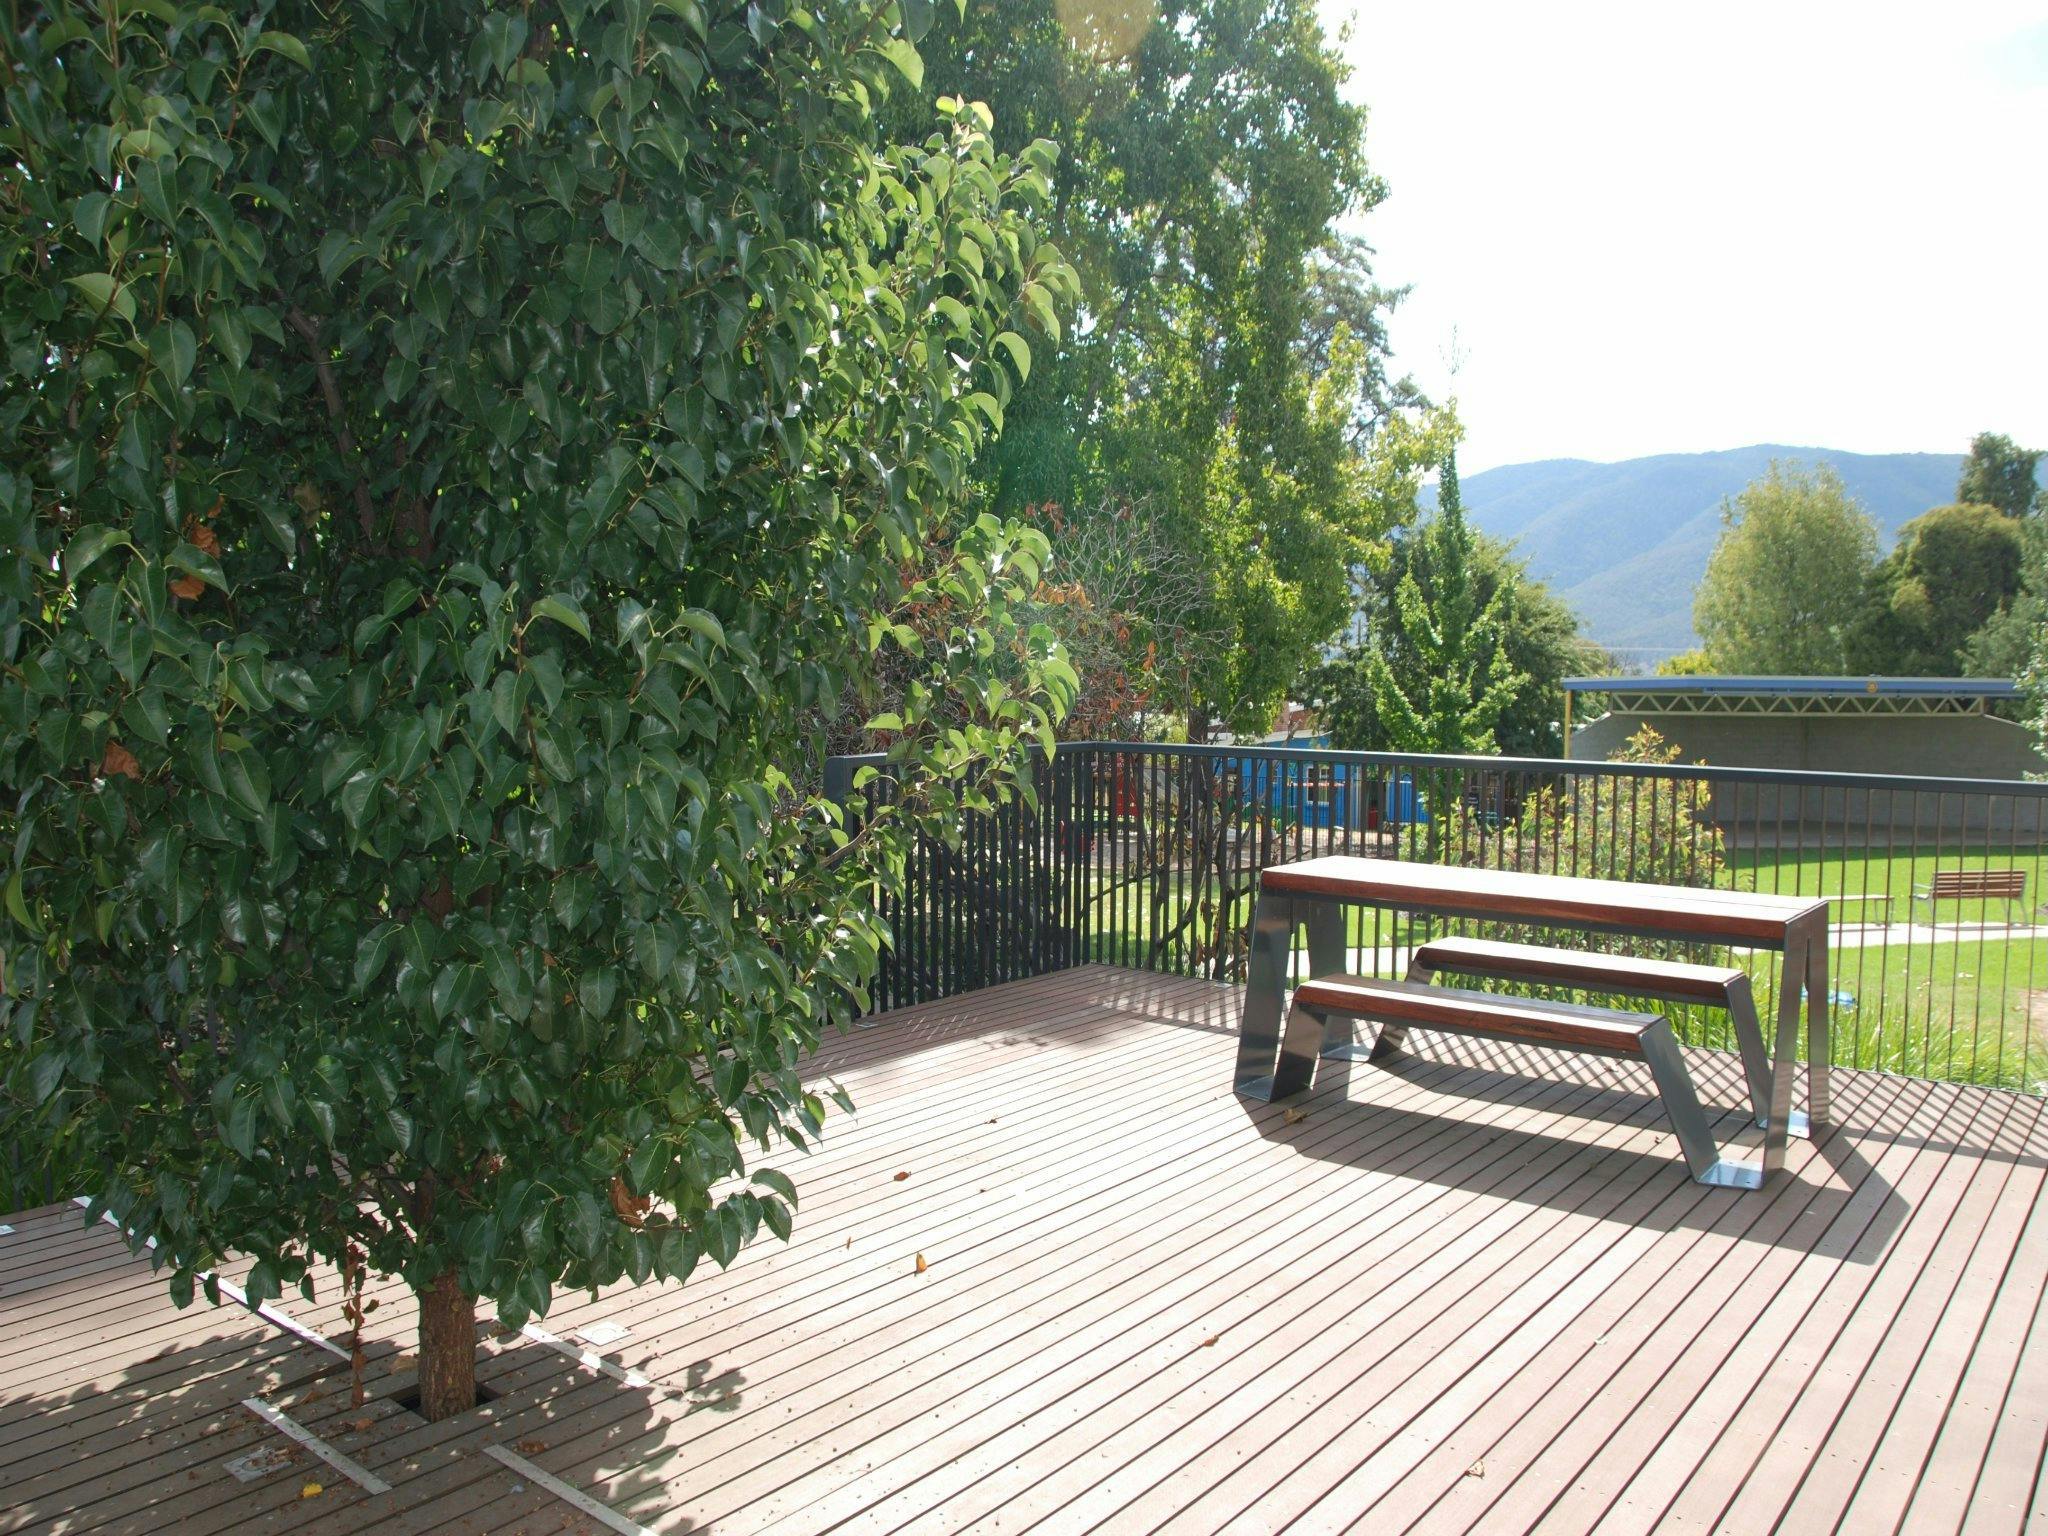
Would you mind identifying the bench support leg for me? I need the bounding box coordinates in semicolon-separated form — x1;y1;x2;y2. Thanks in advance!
1360;951;1437;1060
1233;891;1297;1102
1641;1021;1763;1189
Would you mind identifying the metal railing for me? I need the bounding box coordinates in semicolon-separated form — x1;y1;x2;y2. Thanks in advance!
829;741;2048;1093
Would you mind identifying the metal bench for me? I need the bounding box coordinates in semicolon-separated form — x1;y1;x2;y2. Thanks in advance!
1914;869;2025;922
1272;974;1767;1189
1405;935;1798;1135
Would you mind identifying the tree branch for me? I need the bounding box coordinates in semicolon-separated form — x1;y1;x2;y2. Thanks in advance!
284;305;378;541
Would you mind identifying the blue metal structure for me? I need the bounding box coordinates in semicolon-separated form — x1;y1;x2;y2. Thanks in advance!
1231;736;1427;830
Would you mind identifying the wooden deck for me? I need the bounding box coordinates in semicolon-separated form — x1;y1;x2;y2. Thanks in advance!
4;963;2047;1534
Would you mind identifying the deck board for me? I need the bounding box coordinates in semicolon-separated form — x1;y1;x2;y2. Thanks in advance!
3;964;2045;1534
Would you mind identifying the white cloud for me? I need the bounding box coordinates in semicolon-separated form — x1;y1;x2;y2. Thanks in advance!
1323;1;2048;471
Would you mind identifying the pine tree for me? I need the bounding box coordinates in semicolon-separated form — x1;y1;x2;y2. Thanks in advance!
1366;450;1526;757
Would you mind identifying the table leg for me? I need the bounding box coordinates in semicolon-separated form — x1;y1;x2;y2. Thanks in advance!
1806;921;1831;1129
1760;930;1806;1178
1233;890;1296;1102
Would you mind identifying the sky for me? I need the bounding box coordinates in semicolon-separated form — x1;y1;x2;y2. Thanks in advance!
1319;2;2048;473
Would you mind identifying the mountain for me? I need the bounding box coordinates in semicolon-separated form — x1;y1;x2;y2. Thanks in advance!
1447;446;1967;660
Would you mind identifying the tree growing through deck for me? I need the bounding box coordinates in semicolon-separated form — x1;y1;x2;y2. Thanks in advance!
0;1;1075;1418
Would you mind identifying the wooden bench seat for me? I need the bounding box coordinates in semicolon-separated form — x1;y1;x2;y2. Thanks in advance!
1406;935;1781;1134
1290;974;1660;1055
1915;869;2025;921
1408;936;1742;1002
1274;975;1764;1189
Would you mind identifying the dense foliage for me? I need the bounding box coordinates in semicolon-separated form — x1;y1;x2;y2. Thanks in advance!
1958;432;2043;521
1448;725;1729;966
1;0;1075;1414
1853;502;2025;675
1689;440;2044;681
905;0;1446;737
1313;494;1605;758
1692;463;1878;675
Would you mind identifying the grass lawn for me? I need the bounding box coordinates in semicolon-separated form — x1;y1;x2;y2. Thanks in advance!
1728;844;2048;929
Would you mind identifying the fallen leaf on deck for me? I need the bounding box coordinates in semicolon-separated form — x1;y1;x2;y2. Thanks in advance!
517;1438;548;1455
914;1253;928;1274
348;1417;375;1433
1465;1460;1484;1479
893;1171;910;1182
1201;1336;1219;1348
300;1482;324;1499
1283;1107;1308;1125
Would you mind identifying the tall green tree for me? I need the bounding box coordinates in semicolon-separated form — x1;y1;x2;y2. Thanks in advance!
1854;503;2026;675
1345;451;1525;756
1;1;1074;1418
1964;515;2048;678
907;0;1444;737
1312;521;1605;758
1693;463;1879;674
1958;432;2043;519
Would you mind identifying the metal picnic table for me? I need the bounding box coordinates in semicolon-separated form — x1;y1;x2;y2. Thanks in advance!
1232;855;1832;1179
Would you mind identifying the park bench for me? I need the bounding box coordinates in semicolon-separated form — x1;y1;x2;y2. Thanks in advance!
1274;974;1763;1188
1913;869;2025;922
1406;935;1777;1131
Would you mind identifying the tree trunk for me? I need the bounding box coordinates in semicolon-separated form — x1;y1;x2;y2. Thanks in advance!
416;1269;476;1420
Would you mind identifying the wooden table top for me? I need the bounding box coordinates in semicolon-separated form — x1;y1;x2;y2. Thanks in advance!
1260;855;1829;947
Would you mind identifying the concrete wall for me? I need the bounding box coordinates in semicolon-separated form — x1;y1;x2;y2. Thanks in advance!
1569;711;2045;779
1568;711;2048;841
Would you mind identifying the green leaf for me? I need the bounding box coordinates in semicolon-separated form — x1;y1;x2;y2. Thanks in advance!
5;869;40;937
529;595;590;643
991;330;1031;382
877;37;924;89
1021;284;1062;342
218;747;271;820
712;1055;747;1107
224;1095;258;1157
27;1051;65;1106
158;320;197;390
65;526;133;582
65;273;135;325
169;541;229;592
751;1168;798;1208
245;1258;281;1306
250;29;311;69
676;608;726;648
490;670;524;737
74;192;113;248
352;922;401;996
